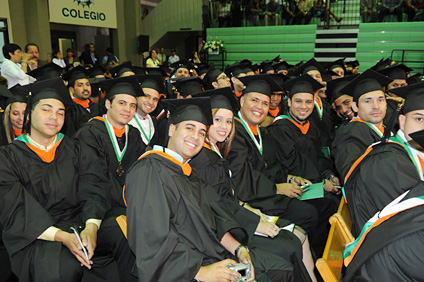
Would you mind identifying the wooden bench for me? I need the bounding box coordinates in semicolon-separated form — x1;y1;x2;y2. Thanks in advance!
316;197;354;282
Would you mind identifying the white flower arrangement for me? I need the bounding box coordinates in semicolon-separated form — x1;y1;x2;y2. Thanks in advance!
202;39;225;53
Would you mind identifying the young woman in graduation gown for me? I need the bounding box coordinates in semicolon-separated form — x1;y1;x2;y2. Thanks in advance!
189;89;317;282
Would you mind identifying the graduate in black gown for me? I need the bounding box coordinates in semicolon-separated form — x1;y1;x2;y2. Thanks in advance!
63;66;102;115
225;74;336;257
325;75;357;129
343;82;424;237
331;69;393;182
0;85;27;146
379;64;412;133
190;87;317;281
0;78;111;282
128;74;164;148
343;185;424;281
289;59;335;155
74;76;146;281
125;97;293;282
267;75;339;185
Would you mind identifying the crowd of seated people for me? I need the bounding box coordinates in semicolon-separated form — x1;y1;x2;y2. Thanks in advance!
1;39;424;282
211;0;423;27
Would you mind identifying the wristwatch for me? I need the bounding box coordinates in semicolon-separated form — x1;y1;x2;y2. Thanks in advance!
234;244;249;256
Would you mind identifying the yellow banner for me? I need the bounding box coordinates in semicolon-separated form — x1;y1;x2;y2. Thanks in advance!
49;0;117;29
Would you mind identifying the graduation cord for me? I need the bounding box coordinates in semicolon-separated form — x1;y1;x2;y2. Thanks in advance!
104;117;129;173
235;112;263;155
314;97;324;120
134;114;153;144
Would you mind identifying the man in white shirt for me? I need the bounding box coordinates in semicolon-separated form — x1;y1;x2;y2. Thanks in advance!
168;49;180;65
129;74;165;146
1;44;31;88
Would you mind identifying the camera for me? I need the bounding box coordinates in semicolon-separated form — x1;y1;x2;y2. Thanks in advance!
227;263;252;282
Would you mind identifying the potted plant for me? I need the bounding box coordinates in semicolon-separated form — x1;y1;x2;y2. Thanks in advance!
202;39;225;55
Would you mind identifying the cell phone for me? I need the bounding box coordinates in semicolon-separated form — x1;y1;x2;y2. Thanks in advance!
70;227;89;261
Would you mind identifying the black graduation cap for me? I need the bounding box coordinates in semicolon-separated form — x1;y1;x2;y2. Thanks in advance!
251;64;261;72
272;55;281;63
100;76;144;100
340;69;393;103
135;74;166;95
143;67;170;78
326;74;358;104
322;70;339;82
326;58;346;73
27;62;64;81
273;61;293;72
407;73;422;85
408;129;424;149
260;60;274;73
203;63;223;88
289;58;326;77
190;87;239;112
238;74;284;98
109;61;135;78
173;77;206;98
89;65;106;78
370;58;389;71
388;82;424;114
88;77;105;98
269;73;289;88
162;97;213;126
18;78;73;107
196;64;210;77
0;86;25;110
379;64;413;80
133;66;147;75
283;74;324;98
170;59;195;71
20;78;74;133
62;66;91;87
225;61;246;78
345;60;359;68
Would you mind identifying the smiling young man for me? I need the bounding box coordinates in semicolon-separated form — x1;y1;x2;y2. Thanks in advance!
0;78;112;281
342;82;424;237
291;58;335;157
326;75;358;127
62;66;101;116
128;74;164;147
331;69;393;182
125;97;292;282
74;76;144;282
267;75;340;189
226;74;336;256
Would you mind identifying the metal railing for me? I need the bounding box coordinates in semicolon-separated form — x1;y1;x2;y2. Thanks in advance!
208;0;424;29
390;49;424;73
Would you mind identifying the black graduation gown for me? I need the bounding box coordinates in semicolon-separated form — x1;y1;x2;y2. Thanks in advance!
125;151;294;282
331;120;384;182
227;120;321;235
383;97;400;133
343;141;421;237
266;117;335;183
309;99;335;151
190;146;311;282
154;109;169;147
74;118;146;208
343;187;424;282
61;101;100;137
0;136;110;281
